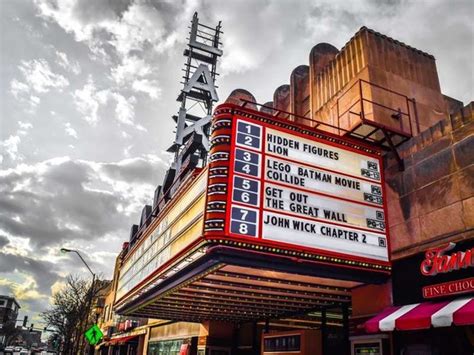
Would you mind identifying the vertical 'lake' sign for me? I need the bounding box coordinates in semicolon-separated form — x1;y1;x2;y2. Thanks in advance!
226;116;390;263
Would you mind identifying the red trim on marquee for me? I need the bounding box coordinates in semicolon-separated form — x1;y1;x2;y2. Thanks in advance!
378;131;391;263
204;243;387;276
214;109;382;162
216;103;382;156
206;234;390;269
258;124;267;240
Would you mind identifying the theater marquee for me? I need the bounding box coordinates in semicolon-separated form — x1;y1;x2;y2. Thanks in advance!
225;116;389;263
116;104;391;316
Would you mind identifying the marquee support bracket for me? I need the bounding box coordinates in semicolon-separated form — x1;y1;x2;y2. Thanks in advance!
381;128;405;171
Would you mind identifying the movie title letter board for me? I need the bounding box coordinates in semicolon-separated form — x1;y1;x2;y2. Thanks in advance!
226;117;389;263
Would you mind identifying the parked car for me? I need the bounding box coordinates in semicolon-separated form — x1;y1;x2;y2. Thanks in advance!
2;347;30;355
3;345;14;354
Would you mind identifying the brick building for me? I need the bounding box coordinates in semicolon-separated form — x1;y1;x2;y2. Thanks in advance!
0;296;20;325
95;248;149;355
100;27;473;355
0;295;20;348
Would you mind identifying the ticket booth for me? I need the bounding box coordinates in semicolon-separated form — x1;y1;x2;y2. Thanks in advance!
261;330;322;355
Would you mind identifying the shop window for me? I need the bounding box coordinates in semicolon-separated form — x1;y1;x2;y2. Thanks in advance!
148;339;184;355
263;335;301;352
103;305;109;322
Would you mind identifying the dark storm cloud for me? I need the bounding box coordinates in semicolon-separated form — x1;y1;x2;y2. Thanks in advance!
72;0;133;23
0;252;59;295
0;156;164;249
101;157;164;183
0;251;64;321
0;160;118;248
0;235;9;249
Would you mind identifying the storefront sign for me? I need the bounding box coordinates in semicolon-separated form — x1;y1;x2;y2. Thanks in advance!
423;277;474;299
226;117;389;263
393;239;474;304
420;243;474;276
418;243;474;299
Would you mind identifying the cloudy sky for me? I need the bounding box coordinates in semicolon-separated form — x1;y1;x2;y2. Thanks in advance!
0;0;472;325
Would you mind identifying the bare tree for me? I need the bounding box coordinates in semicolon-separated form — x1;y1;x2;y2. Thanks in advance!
42;275;106;355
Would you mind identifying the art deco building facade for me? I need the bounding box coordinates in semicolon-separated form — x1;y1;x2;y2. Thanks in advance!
96;27;473;355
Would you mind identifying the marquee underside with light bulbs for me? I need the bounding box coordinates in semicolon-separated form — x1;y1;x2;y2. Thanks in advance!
114;104;391;323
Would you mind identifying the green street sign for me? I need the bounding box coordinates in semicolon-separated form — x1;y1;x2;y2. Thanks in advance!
84;324;103;345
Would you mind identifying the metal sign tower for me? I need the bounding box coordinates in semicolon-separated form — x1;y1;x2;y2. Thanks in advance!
169;12;222;156
154;12;223;214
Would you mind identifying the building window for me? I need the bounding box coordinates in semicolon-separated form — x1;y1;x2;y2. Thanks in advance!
0;299;7;307
148;339;184;355
104;305;109;322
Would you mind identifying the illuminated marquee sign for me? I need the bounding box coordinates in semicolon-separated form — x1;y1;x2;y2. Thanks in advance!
116;170;208;301
226;117;389;263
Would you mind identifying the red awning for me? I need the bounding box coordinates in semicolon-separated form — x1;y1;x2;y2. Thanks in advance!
108;335;138;344
365;297;474;333
454;297;474;325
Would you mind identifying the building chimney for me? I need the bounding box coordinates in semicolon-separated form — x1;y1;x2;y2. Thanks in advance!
260;101;274;115
290;65;310;124
309;43;339;125
225;89;257;110
273;84;291;120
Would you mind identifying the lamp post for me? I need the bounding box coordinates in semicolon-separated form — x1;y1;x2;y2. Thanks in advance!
60;248;95;281
60;248;97;354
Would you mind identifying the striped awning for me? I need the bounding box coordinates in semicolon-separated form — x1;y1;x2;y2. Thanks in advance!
365;297;474;333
